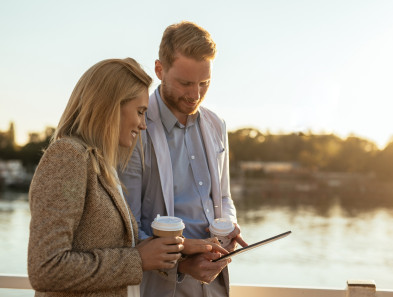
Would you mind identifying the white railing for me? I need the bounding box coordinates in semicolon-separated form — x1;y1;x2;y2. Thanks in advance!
231;281;393;297
0;274;32;290
1;274;393;297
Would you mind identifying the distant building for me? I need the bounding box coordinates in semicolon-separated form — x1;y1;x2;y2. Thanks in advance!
0;122;16;148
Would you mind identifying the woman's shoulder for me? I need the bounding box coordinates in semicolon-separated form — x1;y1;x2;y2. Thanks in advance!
46;137;90;160
32;137;92;185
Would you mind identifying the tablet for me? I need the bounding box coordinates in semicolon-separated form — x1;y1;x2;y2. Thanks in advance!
212;230;291;262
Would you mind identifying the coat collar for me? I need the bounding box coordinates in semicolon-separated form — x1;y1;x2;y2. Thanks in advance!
97;174;136;246
67;136;137;245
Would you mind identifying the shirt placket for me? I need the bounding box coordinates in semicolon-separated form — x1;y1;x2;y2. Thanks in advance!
185;127;214;222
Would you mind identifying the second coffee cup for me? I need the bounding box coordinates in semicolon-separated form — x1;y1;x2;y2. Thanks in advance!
209;218;235;248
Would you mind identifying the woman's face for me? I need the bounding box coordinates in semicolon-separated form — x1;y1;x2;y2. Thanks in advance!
119;88;149;147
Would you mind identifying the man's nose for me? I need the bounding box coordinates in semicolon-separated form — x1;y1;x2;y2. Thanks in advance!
188;85;201;100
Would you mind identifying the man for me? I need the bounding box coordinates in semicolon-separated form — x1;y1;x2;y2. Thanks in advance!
119;21;247;297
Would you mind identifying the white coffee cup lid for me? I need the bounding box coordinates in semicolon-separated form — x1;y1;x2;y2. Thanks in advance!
151;214;185;231
209;218;235;236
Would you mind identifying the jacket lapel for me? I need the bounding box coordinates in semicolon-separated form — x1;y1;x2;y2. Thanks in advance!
98;175;136;245
146;92;174;216
198;108;222;219
69;136;137;245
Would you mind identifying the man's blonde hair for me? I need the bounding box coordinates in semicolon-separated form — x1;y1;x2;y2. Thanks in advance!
159;21;217;69
53;58;152;188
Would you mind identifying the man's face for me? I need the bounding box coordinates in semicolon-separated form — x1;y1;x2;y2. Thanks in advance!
155;54;212;124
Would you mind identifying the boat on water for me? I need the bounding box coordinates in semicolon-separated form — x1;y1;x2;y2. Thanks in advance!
1;274;393;297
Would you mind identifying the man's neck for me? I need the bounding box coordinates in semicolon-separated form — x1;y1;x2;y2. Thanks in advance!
159;88;188;125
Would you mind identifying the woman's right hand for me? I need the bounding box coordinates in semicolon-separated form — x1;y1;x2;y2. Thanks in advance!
136;237;184;270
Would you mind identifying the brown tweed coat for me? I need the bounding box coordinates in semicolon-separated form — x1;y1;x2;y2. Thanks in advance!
28;137;143;297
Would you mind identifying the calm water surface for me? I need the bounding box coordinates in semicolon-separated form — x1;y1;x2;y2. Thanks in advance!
1;185;393;296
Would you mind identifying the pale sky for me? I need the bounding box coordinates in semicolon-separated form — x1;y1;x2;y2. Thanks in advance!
1;0;393;148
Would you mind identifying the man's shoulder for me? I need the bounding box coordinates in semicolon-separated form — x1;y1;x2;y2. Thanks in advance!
199;106;224;122
199;105;225;127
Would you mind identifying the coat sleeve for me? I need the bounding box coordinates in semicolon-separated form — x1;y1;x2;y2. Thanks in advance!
28;140;143;292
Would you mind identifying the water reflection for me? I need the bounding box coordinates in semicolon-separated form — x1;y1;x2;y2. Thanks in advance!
233;177;393;221
230;177;393;289
0;190;30;228
1;178;393;290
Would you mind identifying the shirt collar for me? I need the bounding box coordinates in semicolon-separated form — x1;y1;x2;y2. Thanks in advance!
155;87;199;133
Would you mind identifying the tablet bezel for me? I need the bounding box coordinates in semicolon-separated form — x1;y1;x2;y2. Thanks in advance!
212;230;292;262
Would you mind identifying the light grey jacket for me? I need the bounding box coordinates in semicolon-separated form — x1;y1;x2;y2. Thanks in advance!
119;91;237;297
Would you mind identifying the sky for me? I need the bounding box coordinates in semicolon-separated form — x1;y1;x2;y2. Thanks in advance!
1;0;393;148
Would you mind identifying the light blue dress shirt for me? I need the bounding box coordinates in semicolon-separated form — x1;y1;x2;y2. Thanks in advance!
156;88;214;239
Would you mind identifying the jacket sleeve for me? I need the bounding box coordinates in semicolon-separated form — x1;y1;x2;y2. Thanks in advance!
28;140;143;292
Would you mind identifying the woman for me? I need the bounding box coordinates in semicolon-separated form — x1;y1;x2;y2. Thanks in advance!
28;58;226;297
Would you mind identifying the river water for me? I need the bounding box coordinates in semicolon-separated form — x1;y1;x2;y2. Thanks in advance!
1;180;393;296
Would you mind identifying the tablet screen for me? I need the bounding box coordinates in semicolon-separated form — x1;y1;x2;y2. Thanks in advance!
212;230;291;262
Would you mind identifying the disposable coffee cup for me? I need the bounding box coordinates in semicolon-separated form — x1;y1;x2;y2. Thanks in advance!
209;218;235;248
151;215;185;238
151;215;185;264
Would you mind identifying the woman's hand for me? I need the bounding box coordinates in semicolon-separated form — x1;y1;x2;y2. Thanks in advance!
182;238;229;255
136;236;184;270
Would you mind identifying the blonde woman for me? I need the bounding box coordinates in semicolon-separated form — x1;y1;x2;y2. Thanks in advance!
28;58;226;297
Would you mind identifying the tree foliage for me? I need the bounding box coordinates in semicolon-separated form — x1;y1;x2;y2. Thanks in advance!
2;125;393;180
229;128;392;180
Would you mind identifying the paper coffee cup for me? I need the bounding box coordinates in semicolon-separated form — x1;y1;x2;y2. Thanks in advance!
151;214;185;237
209;218;235;248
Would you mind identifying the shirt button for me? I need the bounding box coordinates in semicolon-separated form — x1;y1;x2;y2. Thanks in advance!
191;155;195;159
199;181;203;186
206;209;210;213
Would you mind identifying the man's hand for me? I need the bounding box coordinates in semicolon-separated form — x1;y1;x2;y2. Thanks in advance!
182;238;228;255
206;223;248;252
178;252;231;283
224;223;248;252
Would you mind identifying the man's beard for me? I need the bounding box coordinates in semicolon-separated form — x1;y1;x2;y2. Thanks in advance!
161;82;201;115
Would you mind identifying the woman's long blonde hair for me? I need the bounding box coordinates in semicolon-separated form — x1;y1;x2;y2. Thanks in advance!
53;57;152;188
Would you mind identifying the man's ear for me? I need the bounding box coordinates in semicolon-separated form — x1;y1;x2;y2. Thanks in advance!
155;59;163;80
